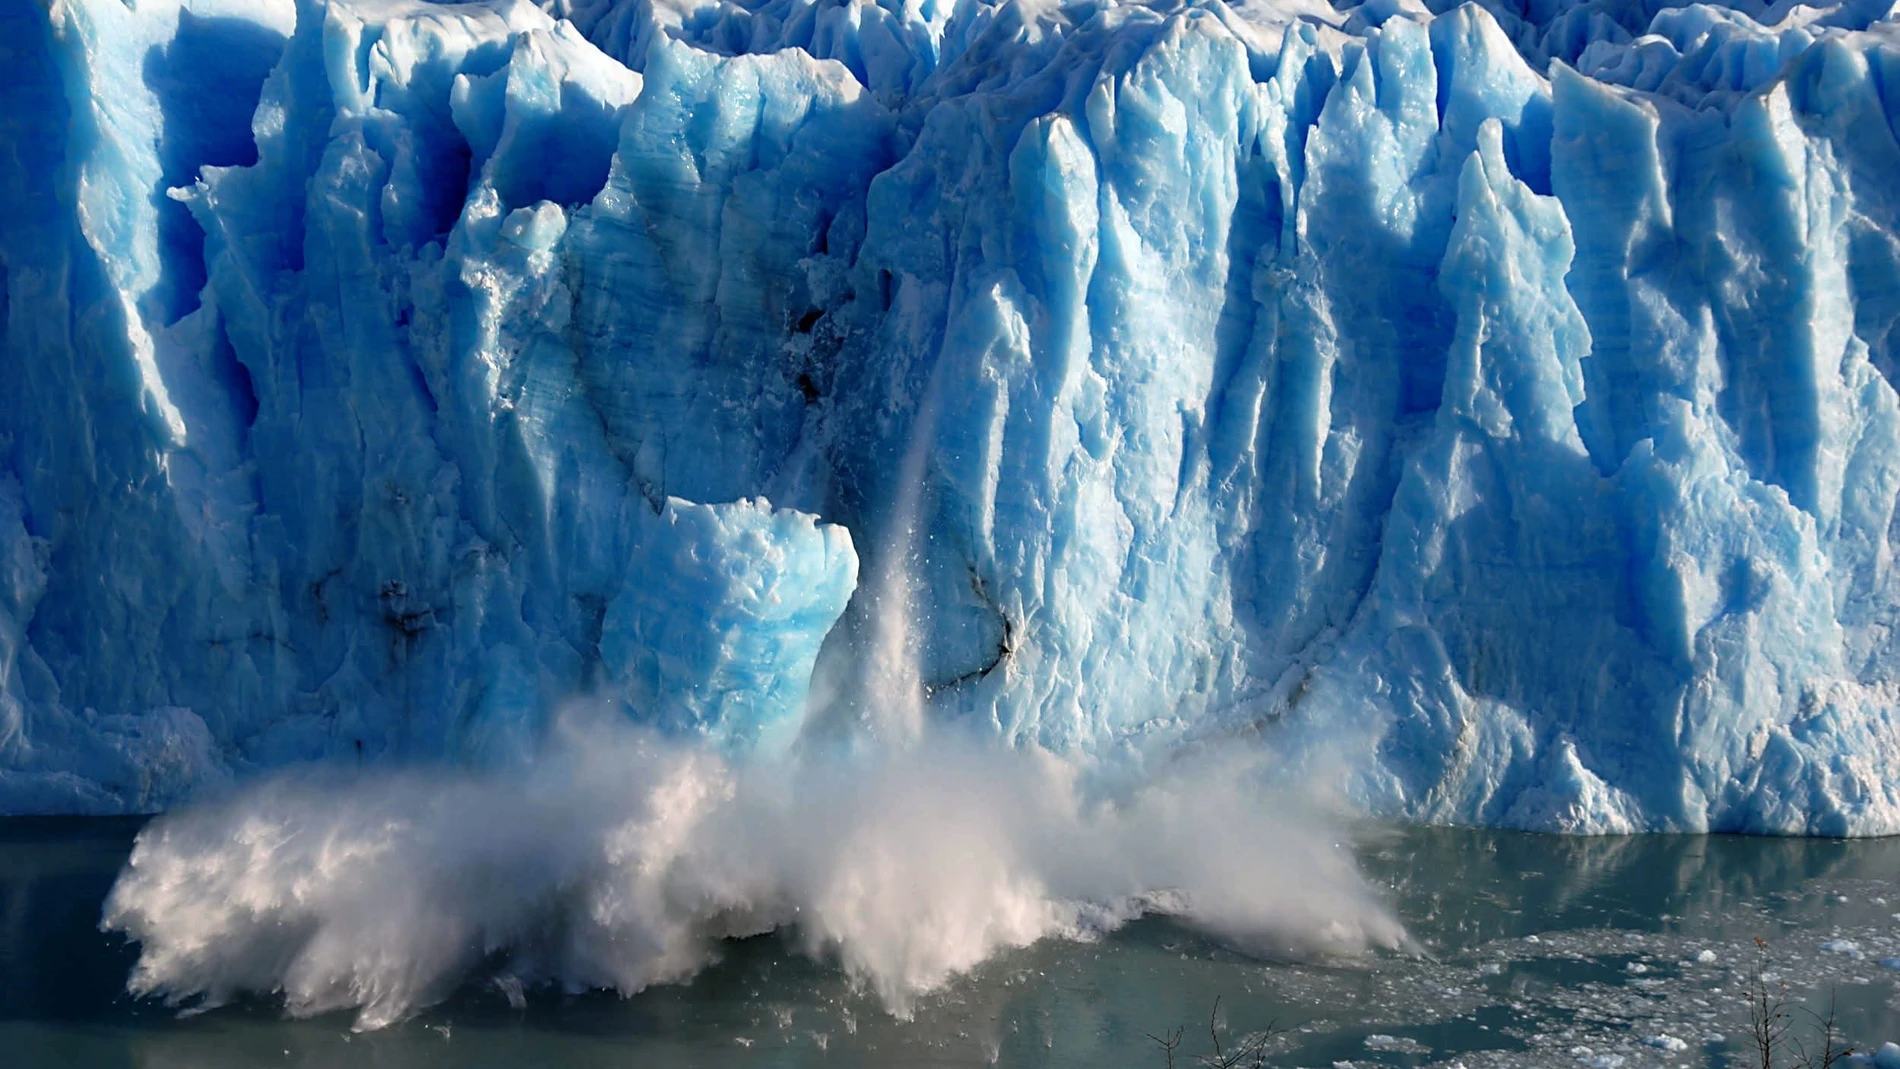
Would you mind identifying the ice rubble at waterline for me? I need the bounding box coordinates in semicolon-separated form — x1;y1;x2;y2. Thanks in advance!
7;0;1900;834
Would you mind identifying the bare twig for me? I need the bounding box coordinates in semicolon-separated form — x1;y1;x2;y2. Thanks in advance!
1750;937;1793;1069
1791;989;1854;1069
1190;996;1282;1069
1147;1025;1185;1069
1148;996;1292;1068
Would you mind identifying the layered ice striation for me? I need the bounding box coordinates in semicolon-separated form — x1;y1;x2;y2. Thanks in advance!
8;0;1900;832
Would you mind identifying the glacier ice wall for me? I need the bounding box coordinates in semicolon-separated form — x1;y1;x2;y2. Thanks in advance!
8;0;1900;832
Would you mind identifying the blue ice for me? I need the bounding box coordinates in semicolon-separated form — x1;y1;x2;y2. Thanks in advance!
6;0;1900;833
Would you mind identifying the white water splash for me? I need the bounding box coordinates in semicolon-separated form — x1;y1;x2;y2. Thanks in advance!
102;707;1403;1031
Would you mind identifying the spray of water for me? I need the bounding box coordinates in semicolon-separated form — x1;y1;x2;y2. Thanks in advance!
101;706;1404;1031
852;358;946;747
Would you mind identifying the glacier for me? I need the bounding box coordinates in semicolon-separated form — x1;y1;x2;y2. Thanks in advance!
7;0;1900;834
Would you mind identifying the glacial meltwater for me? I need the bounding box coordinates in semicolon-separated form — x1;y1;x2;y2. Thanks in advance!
3;819;1897;1069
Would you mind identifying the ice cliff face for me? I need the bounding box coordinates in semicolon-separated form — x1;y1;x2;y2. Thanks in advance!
8;0;1900;833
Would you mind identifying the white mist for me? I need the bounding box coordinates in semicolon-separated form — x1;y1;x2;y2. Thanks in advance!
102;708;1403;1030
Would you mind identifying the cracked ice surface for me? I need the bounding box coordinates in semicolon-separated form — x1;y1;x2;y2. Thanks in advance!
7;0;1900;830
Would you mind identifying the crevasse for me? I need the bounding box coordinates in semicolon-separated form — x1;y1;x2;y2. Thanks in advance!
6;0;1900;833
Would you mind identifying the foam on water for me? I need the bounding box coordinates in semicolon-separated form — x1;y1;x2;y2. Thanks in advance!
101;708;1402;1030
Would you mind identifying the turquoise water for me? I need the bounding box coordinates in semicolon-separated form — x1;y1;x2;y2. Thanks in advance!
3;818;1897;1068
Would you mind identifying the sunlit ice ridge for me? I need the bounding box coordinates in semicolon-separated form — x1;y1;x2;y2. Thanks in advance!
7;0;1900;835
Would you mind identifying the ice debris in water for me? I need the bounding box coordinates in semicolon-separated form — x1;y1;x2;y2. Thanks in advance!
1217;861;1900;1069
9;0;1900;838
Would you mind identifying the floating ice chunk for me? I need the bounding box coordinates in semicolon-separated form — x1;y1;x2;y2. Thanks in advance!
1645;1034;1688;1052
1820;939;1865;959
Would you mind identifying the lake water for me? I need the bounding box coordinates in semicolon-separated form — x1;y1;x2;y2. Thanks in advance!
3;817;1897;1068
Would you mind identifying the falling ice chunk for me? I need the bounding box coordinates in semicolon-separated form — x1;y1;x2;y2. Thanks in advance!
491;974;527;1010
